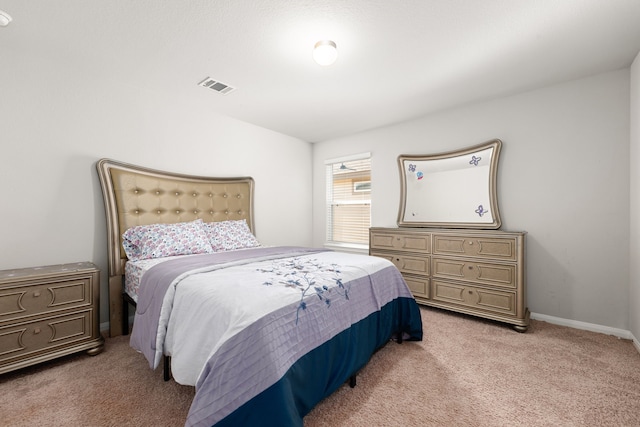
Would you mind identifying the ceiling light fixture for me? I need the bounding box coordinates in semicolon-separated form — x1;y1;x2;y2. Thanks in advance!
313;40;337;66
0;10;12;27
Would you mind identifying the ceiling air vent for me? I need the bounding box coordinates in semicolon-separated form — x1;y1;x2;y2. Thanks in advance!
198;77;236;95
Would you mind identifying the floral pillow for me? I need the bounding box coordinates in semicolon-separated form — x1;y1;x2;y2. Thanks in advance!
203;219;261;252
122;219;214;261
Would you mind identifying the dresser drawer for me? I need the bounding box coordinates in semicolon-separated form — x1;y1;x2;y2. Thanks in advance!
0;310;94;366
431;279;516;316
0;277;92;323
403;275;430;299
370;230;431;253
432;257;516;289
432;234;518;261
375;252;430;276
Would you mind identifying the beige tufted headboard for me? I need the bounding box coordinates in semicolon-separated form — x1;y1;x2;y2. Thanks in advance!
96;158;254;336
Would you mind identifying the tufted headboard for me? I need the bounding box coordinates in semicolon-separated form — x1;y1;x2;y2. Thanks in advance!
96;158;254;336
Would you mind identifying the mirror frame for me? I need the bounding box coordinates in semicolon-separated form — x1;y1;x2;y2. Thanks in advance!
397;139;502;229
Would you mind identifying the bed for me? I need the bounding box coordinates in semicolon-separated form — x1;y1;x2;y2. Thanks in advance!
96;158;423;427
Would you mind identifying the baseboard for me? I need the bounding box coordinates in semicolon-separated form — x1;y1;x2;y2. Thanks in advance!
530;312;633;339
100;321;110;332
102;313;640;354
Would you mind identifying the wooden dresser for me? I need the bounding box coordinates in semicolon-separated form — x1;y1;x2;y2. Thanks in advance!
370;227;529;331
0;262;105;374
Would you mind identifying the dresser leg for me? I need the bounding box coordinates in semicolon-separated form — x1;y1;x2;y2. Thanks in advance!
86;339;105;356
512;324;528;333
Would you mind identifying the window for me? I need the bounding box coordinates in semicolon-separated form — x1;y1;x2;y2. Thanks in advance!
325;154;371;247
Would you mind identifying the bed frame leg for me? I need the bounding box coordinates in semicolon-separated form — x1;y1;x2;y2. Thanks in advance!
164;356;171;382
122;294;129;336
349;375;356;388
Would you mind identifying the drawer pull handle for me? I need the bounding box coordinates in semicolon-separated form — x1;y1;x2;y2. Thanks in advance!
468;241;473;245
34;328;41;334
468;266;474;270
33;291;41;297
468;290;473;295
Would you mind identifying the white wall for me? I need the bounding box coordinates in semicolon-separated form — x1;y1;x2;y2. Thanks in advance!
0;47;313;325
3;36;635;336
630;52;640;345
313;70;630;330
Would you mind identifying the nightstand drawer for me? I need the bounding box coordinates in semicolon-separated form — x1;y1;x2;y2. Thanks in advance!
0;310;94;366
432;257;516;289
0;262;104;374
431;279;516;316
433;234;518;261
0;278;91;322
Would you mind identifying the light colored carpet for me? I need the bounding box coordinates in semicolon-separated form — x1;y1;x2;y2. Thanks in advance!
1;306;638;426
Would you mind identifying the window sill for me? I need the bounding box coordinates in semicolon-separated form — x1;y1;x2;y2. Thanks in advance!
323;242;369;255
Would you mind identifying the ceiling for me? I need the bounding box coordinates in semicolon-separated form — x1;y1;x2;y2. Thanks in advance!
2;1;640;142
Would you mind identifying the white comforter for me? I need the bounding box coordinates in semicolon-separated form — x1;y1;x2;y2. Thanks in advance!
143;250;395;385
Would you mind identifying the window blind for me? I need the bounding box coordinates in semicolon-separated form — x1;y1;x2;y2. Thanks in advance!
325;156;371;245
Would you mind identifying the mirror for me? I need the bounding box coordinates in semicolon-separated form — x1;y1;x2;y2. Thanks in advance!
397;139;502;229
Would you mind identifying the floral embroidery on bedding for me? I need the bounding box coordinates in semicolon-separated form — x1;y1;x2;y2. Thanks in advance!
257;257;350;324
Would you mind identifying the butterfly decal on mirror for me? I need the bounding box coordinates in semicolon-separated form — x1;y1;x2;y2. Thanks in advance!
475;205;489;217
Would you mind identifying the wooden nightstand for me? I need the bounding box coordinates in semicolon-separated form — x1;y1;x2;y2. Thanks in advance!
0;262;105;374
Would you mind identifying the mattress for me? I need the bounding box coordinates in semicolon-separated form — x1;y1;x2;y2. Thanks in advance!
124;247;272;301
124;256;188;302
